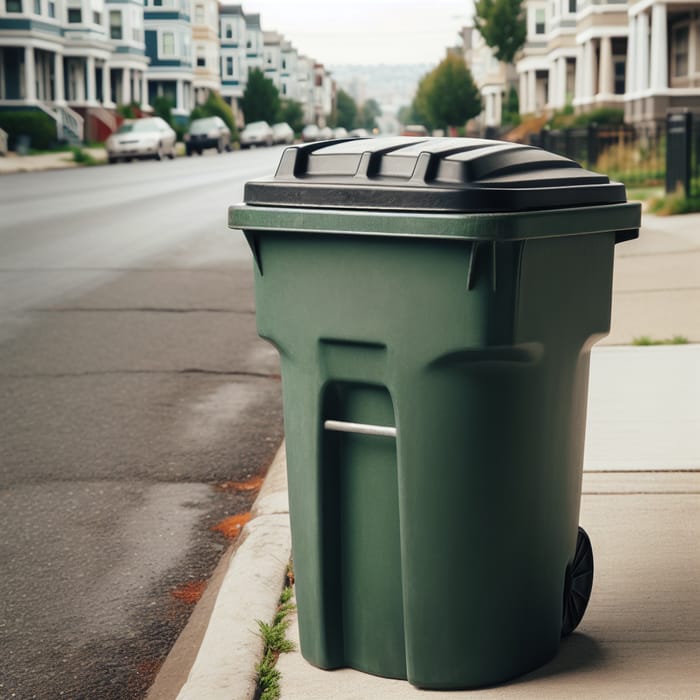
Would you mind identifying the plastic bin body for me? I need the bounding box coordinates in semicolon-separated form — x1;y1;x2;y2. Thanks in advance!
230;137;641;688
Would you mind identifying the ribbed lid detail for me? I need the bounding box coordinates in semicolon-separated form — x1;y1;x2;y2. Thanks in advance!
244;137;627;213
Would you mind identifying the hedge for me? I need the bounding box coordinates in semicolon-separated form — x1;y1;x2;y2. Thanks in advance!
0;110;57;150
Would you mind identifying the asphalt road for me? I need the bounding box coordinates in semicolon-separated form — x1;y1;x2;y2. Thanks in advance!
0;148;286;699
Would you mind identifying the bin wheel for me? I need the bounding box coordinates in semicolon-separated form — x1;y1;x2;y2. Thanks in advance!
562;526;594;637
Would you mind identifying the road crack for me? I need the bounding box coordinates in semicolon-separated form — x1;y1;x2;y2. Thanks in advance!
29;307;255;314
1;369;280;380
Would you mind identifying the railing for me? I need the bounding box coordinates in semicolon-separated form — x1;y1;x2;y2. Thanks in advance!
55;104;84;144
35;101;84;144
527;123;665;187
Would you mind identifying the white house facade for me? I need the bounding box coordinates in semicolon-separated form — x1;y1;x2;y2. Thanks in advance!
573;0;628;112
626;0;700;124
143;0;193;120
514;0;700;125
518;0;551;114
463;24;512;128
191;0;219;104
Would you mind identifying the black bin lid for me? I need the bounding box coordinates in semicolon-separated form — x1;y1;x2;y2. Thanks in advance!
243;137;628;213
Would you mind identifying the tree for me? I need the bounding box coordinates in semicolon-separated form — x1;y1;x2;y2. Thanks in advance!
474;0;527;64
241;68;280;124
190;91;238;138
153;96;173;125
412;71;437;130
501;86;521;127
278;99;305;134
414;54;482;131
333;89;358;129
358;98;382;131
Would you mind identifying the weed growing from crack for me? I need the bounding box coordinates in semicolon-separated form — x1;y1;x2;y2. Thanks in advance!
254;574;296;700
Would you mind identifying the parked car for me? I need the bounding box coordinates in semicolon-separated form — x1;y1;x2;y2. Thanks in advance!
301;124;320;142
332;127;349;139
318;126;333;140
401;124;429;137
240;120;273;148
349;128;371;138
185;116;231;155
106;117;177;163
272;122;295;145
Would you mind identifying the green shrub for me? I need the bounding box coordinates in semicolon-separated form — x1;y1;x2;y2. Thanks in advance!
117;102;140;119
189;91;238;140
572;107;624;127
0;110;57;150
648;185;700;215
71;147;100;165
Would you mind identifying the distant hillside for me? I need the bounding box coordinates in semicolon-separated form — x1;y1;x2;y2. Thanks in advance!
328;64;431;116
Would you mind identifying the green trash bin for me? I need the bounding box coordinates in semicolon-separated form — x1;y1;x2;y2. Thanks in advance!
229;137;641;689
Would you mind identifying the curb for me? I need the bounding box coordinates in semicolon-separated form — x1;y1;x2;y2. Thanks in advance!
147;443;291;700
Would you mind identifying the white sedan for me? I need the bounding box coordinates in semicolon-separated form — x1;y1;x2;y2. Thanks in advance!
106;117;177;163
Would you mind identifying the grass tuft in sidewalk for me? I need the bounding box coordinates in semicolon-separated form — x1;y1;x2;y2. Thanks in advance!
632;335;689;346
254;570;296;700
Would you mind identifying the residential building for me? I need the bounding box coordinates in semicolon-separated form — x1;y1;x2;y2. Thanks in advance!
218;3;246;124
262;29;281;88
1;0;334;139
279;37;297;100
295;53;315;123
313;61;332;126
517;0;550;114
106;0;149;109
143;0;193;120
515;0;700;126
462;24;512;128
243;11;262;74
0;0;140;140
191;0;219;104
573;0;628;113
547;0;578;110
626;0;700;124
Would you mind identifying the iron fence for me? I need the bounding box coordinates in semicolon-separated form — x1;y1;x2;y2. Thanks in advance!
526;123;665;190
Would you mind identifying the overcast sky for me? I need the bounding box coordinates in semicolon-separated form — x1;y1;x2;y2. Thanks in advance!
228;1;474;66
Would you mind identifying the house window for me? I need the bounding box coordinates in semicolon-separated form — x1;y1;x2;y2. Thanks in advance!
535;9;546;34
162;31;175;56
568;0;576;12
614;57;625;94
197;55;206;67
48;0;54;15
68;7;81;22
93;10;100;24
225;24;232;38
194;3;203;23
110;10;122;39
226;56;233;76
6;0;22;12
34;0;40;13
154;0;162;6
673;24;689;77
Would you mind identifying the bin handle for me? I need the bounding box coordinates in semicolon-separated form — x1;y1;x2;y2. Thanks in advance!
324;420;397;438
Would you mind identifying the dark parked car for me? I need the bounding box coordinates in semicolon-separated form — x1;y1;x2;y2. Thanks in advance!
185;116;232;155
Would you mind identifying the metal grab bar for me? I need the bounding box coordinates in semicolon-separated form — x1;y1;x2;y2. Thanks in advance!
323;419;397;438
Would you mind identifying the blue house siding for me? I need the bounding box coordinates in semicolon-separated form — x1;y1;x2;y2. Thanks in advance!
0;18;62;35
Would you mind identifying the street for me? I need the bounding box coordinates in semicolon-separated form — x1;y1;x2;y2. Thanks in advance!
0;148;286;699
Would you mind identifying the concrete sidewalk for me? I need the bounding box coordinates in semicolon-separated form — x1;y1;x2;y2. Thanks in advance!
0;148;107;173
